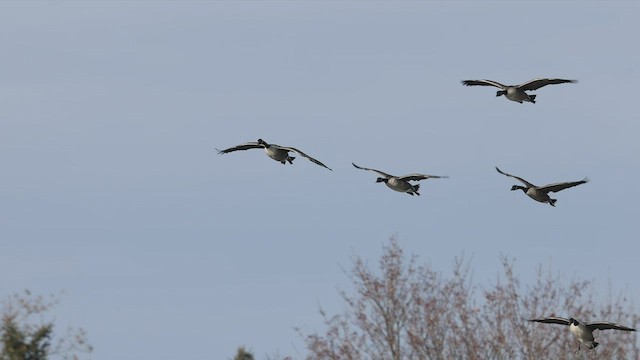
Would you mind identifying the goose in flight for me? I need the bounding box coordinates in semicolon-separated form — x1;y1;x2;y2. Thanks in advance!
495;167;587;206
461;78;577;104
352;162;448;196
527;316;636;355
217;139;332;171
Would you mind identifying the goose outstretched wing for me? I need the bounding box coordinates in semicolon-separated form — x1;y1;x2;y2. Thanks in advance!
517;78;577;91
539;178;589;193
495;167;535;188
216;142;263;154
527;317;570;326
586;322;636;332
398;174;449;182
352;163;393;178
280;146;332;171
461;79;508;89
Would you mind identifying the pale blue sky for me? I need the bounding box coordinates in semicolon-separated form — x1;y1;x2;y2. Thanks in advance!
1;1;639;359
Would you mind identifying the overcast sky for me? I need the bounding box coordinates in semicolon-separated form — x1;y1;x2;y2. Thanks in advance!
1;1;639;359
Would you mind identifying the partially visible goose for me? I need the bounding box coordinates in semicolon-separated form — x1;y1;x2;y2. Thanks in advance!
461;78;577;104
217;139;332;171
352;163;448;196
495;167;588;206
527;316;636;355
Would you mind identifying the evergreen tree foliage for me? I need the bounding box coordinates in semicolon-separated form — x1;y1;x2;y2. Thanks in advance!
0;291;91;360
233;346;254;360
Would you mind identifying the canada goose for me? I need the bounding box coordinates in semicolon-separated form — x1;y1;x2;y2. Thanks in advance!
216;139;332;171
527;316;636;355
352;162;448;196
461;78;577;104
495;167;588;206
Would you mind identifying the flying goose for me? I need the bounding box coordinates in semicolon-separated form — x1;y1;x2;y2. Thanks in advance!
495;167;588;206
352;162;448;196
217;139;332;170
461;78;577;104
527;316;636;354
